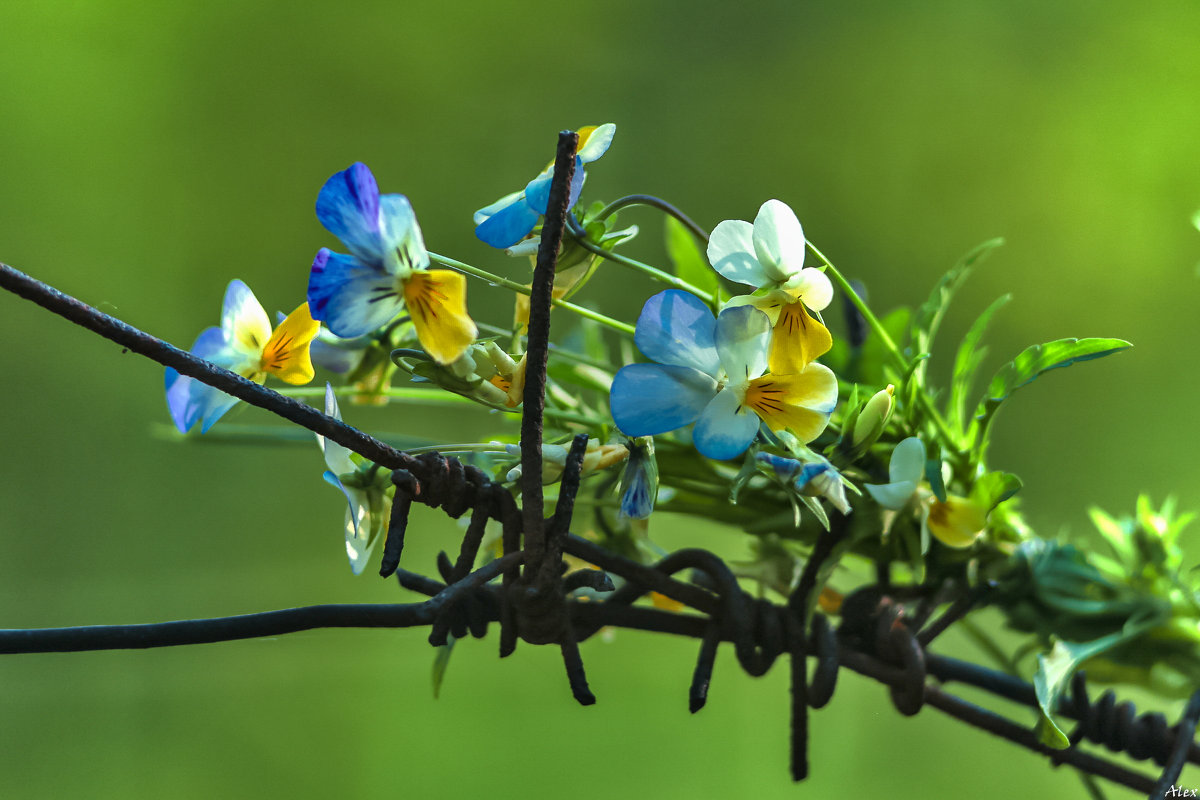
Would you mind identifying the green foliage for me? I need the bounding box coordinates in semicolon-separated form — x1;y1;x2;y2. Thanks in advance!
664;216;719;303
971;471;1022;512
947;294;1011;440
1033;632;1132;748
970;338;1132;455
909;238;1005;387
432;636;456;699
995;496;1200;747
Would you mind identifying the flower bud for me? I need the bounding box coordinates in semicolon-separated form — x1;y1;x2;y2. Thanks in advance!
851;384;894;448
618;438;658;519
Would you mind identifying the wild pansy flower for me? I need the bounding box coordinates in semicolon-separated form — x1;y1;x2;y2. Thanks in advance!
316;384;388;574
707;200;833;373
758;453;850;514
864;437;986;548
609;290;838;461
307;162;476;365
474;124;617;249
165;280;318;433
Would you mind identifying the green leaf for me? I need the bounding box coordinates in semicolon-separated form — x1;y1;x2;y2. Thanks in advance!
948;293;1011;439
973;337;1132;453
432;635;457;699
855;307;911;386
1089;506;1134;564
1033;627;1144;748
971;471;1022;512
664;216;719;300
910;238;1005;382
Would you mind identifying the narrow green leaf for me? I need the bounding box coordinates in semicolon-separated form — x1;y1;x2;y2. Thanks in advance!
664;216;719;299
910;238;1005;382
973;337;1132;453
948;293;1011;438
432;636;457;699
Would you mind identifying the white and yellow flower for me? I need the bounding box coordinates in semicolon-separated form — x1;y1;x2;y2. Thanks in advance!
708;199;833;373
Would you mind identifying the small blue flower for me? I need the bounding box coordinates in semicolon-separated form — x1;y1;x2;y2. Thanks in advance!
307;163;476;364
758;453;850;514
609;290;837;461
474;124;616;249
165;280;317;433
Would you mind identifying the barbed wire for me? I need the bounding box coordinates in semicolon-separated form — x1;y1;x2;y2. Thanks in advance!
1;132;1197;799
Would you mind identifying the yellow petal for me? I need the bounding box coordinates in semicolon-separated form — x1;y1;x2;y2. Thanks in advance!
743;363;837;442
926;495;987;548
403;269;478;364
260;303;319;385
514;290;531;334
768;300;833;374
505;354;527;407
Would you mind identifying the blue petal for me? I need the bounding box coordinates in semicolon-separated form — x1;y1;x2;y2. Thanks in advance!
474;194;540;248
315;163;384;265
795;461;833;490
523;157;586;214
309;338;363;374
165;327;231;433
620;471;654;519
610;363;717;437
474;191;523;225
307;249;404;338
634;290;721;375
757;452;802;481
165;374;240;434
692;387;760;460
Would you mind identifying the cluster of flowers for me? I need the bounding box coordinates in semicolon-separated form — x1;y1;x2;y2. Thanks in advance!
161;123;1200;748
164;122;999;577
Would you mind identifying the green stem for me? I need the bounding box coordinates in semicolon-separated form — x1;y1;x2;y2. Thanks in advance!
566;218;716;304
807;241;905;371
277;386;604;427
594;194;710;243
808;240;961;451
401;443;510;455
428;251;635;336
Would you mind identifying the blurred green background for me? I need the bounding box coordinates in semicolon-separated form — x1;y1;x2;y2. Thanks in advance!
2;0;1199;797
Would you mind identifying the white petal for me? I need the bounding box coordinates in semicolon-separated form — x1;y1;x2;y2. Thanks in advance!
865;480;917;511
714;305;771;384
577;123;616;163
692;387;761;460
784;268;834;311
889;437;927;484
220;280;272;360
318;383;356;474
707;219;769;287
752;200;806;284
